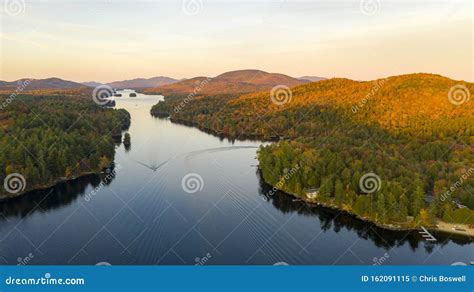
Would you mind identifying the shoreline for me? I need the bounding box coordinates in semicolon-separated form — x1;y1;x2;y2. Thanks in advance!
150;112;278;142
0;170;103;202
262;176;474;238
152;113;474;239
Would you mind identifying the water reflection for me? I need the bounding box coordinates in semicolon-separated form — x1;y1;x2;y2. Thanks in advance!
0;165;119;222
256;170;473;252
1;162;471;255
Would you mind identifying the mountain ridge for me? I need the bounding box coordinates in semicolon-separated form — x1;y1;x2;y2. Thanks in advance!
144;69;308;96
0;77;86;91
105;76;178;89
298;76;327;82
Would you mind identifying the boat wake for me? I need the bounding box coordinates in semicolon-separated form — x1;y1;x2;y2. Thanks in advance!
184;146;259;160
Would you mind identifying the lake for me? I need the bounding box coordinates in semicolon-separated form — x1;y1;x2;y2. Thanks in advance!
0;93;472;265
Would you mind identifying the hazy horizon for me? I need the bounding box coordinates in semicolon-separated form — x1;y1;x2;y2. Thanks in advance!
1;0;472;82
0;69;472;84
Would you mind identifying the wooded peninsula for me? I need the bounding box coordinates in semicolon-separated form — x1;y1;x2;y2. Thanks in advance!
0;93;130;199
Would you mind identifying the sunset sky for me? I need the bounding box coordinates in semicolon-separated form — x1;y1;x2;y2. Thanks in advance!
0;0;472;82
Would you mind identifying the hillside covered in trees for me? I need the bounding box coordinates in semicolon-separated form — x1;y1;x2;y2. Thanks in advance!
0;94;130;198
151;73;474;229
145;69;307;97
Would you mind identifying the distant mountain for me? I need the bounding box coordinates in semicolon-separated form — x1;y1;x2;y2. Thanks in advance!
106;76;178;89
299;76;327;82
145;69;308;96
82;81;104;88
0;78;86;91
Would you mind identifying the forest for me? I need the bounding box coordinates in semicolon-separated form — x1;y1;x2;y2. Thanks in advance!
0;94;130;197
151;73;474;228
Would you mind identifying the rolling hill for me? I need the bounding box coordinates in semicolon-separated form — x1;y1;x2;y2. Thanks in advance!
299;76;327;82
82;76;178;89
106;76;178;89
223;73;473;137
0;78;86;91
150;73;474;229
144;69;308;96
81;81;104;88
153;73;473;137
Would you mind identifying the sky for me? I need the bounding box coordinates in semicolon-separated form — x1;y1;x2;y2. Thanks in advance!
0;0;472;83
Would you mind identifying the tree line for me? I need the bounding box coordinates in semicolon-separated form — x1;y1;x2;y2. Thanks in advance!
0;94;130;196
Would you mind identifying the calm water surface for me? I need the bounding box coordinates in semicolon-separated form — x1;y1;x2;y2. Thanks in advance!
0;93;472;265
